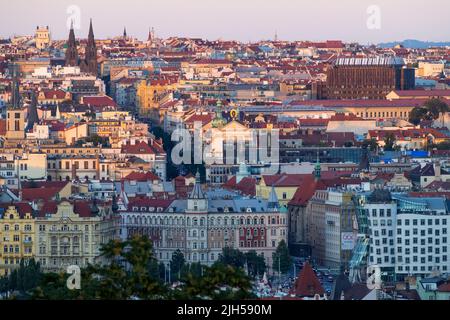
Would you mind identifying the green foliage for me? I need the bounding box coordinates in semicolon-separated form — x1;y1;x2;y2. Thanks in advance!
0;258;42;299
409;98;449;125
33;236;167;300
24;237;254;300
75;134;110;147
170;249;186;281
245;251;266;278
173;264;255;300
217;247;266;278
362;138;378;152
429;141;450;151
383;133;396;151
218;247;246;269
272;240;292;274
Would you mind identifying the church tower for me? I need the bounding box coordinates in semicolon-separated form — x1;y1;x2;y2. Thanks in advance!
186;171;208;213
65;21;79;67
6;64;26;140
81;19;98;76
26;91;39;131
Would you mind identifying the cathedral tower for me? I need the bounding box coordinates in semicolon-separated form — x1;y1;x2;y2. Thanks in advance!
65;21;79;67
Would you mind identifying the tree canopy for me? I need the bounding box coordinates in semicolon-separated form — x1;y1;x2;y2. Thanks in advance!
272;240;292;274
409;98;449;125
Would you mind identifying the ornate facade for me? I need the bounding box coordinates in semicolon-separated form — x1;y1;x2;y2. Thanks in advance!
119;173;288;269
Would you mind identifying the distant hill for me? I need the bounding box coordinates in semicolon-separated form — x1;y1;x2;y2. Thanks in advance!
378;39;450;49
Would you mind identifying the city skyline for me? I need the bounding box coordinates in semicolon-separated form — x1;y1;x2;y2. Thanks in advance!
2;0;450;44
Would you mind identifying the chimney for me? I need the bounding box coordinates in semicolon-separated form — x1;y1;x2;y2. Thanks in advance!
434;161;441;179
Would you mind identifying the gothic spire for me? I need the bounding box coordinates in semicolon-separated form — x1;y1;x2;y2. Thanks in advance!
26;90;39;130
88;18;95;45
82;18;98;75
268;186;279;211
148;27;154;42
189;170;205;199
10;63;21;109
65;21;79;67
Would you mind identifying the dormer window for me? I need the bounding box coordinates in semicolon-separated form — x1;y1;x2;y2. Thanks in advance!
132;207;139;211
140;207;147;212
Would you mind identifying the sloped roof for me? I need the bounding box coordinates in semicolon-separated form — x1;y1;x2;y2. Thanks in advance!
223;176;257;197
124;171;161;182
292;262;325;297
262;173;312;187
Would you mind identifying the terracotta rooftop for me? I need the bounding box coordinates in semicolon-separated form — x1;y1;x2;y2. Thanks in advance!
292;262;325;297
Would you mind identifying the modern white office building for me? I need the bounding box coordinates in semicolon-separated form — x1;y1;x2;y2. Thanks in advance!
361;191;450;280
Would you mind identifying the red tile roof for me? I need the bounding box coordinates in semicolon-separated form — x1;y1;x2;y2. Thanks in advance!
0;119;6;136
21;187;66;202
298;118;329;127
289;99;432;108
81;95;118;109
41;89;67;100
126;197;173;211
438;282;450;292
288;176;318;206
223;176;257;197
391;89;450;97
124;171;161;182
262;173;312;187
38;200;98;217
292;262;325;297
121;141;155;155
0;203;33;218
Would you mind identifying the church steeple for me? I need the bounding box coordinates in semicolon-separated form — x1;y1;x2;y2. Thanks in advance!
123;26;127;39
268;186;279;211
211;100;226;129
187;170;208;213
189;170;205;199
9;63;21;109
82;18;98;75
147;27;153;42
65;21;79;67
26;90;39;130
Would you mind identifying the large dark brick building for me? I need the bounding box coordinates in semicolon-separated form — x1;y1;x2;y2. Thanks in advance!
324;57;415;100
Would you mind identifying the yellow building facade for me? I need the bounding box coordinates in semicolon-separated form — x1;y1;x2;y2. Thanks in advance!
0;205;35;276
35;201;120;272
136;79;178;117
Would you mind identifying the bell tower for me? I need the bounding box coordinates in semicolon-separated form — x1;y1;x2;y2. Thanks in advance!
6;64;25;140
65;21;79;67
186;171;208;213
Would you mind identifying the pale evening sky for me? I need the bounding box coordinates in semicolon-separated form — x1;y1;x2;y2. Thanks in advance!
1;0;450;44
